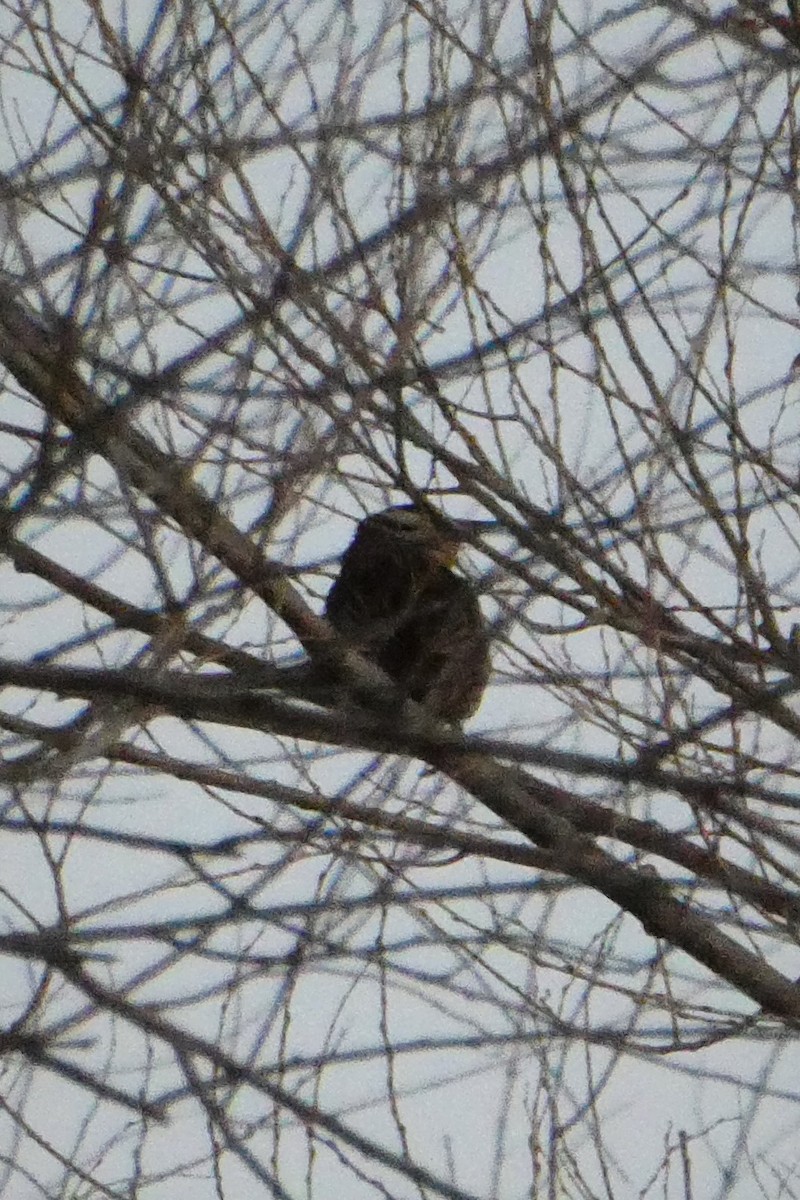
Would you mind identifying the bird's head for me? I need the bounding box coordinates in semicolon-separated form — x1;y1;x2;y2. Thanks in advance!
365;505;482;567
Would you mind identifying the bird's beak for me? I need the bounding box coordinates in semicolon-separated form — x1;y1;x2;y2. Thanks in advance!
435;518;495;564
433;538;462;566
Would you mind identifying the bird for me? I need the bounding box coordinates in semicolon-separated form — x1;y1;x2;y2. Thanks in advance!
324;505;490;721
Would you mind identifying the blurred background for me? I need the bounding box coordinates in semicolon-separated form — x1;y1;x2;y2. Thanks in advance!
0;2;798;1197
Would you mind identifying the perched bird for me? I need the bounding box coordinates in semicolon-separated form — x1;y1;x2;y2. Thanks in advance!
324;505;490;721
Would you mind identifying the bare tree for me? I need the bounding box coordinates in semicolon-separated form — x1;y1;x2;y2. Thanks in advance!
0;1;799;1196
